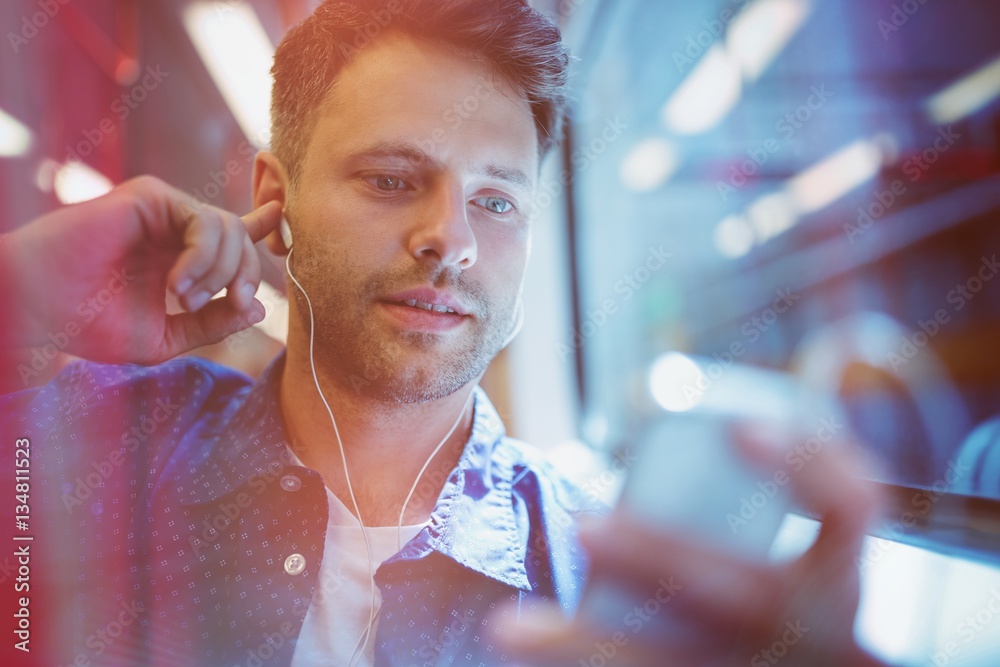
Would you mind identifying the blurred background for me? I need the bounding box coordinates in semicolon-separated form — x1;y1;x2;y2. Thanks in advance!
3;0;1000;664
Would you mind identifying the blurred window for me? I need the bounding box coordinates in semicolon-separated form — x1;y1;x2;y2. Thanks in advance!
564;0;1000;499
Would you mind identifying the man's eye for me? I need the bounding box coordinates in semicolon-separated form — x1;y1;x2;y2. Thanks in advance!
474;196;514;214
371;175;407;191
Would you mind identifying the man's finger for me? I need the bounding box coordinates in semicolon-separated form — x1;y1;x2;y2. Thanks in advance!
241;200;283;244
168;208;225;302
185;213;246;308
492;604;615;666
578;514;781;634
228;233;262;311
158;297;265;360
801;444;881;556
491;602;719;666
734;422;882;558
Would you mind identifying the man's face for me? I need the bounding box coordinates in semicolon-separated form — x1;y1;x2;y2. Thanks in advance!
286;33;538;403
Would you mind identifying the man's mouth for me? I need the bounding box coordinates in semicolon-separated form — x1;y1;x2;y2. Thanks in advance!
381;288;471;317
376;288;472;333
396;298;458;314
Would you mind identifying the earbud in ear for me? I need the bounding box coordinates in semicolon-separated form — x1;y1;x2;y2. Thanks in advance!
280;216;293;249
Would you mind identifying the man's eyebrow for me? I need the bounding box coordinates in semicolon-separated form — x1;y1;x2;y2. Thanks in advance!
347;141;533;192
347;142;438;168
481;164;532;192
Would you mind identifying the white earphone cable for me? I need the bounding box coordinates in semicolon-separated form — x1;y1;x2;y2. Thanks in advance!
286;248;377;665
396;387;475;552
284;245;477;667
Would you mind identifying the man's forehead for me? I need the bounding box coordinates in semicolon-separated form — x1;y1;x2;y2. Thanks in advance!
307;32;539;174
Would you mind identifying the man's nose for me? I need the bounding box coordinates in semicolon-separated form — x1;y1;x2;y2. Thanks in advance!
408;183;477;270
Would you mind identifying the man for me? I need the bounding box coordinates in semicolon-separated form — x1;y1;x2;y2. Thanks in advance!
0;1;887;665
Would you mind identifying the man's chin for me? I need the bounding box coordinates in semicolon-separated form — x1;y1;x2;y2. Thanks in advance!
309;318;500;401
361;349;491;404
364;372;468;404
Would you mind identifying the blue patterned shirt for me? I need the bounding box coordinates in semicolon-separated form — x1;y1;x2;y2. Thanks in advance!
0;351;598;666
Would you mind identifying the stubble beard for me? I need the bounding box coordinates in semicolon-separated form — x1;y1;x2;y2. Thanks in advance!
291;247;515;404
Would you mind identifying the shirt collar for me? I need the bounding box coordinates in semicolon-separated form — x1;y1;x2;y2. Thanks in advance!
175;350;530;592
385;397;532;591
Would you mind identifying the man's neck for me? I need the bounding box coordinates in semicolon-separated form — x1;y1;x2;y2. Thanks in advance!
278;346;476;527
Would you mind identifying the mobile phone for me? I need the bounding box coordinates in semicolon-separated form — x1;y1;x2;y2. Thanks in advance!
577;360;844;635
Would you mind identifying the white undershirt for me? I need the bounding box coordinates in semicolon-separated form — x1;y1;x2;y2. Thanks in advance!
287;451;427;667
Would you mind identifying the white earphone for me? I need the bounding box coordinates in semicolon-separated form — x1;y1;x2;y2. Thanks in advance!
280;214;478;666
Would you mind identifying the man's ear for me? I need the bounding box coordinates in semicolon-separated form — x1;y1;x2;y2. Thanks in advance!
253;151;291;256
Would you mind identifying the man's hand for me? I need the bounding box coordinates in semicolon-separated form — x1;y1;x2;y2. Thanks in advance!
493;426;890;667
1;175;282;365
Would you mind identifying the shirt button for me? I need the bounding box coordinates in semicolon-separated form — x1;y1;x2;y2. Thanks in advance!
280;474;302;492
284;553;306;576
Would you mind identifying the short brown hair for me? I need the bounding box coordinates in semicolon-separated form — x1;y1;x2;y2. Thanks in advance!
270;0;570;186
